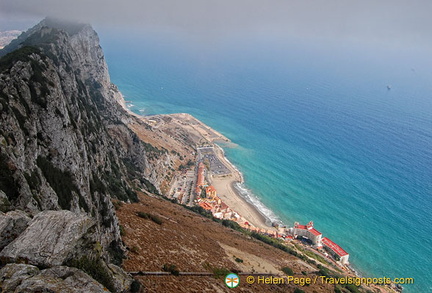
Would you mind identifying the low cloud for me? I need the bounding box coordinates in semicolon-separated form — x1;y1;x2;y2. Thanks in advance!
1;0;431;48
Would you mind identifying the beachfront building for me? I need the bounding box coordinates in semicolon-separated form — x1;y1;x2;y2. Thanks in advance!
322;237;349;265
205;185;217;199
292;221;323;248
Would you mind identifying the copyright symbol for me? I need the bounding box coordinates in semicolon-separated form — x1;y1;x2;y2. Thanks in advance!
246;276;255;284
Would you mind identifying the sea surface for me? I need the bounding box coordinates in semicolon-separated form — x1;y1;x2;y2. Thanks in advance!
99;30;432;292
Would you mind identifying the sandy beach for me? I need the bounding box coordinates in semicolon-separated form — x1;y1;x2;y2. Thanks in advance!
210;145;274;231
115;91;274;232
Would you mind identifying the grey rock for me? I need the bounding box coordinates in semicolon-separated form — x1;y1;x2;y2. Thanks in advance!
108;263;133;293
17;266;107;293
0;210;31;250
0;18;175;283
0;210;96;267
14;274;72;293
0;263;40;292
0;190;12;212
0;18;168;255
0;264;107;293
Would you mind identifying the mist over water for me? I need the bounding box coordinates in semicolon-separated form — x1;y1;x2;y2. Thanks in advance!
100;31;432;292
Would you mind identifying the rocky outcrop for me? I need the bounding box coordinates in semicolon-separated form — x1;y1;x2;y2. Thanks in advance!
0;210;31;250
0;264;108;293
0;18;176;291
0;210;95;267
0;210;134;292
0;18;176;266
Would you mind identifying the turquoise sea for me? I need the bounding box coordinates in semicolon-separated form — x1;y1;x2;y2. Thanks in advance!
99;30;432;292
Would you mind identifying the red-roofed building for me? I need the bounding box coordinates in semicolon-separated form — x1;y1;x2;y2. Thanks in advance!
220;202;229;211
292;221;323;248
205;185;217;199
199;202;212;211
322;237;349;265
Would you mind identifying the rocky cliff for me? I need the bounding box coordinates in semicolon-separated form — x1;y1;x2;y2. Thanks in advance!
0;18;175;292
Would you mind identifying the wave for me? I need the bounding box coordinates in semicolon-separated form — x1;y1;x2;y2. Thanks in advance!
233;182;283;227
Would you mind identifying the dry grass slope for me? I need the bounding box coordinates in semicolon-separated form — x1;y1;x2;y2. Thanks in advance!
116;193;378;293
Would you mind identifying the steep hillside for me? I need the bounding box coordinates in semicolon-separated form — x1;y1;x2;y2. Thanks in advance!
0;18;180;292
117;192;397;293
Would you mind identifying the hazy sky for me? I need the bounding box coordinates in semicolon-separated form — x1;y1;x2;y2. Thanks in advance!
1;0;431;49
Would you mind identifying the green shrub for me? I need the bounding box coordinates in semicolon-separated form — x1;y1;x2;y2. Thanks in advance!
0;196;12;212
222;219;243;232
162;264;180;276
136;211;149;219
234;257;243;263
281;266;294;276
119;225;126;236
212;267;231;279
130;279;141;292
112;200;123;210
136;211;163;225
345;283;361;293
250;232;298;256
68;256;115;292
149;214;163;225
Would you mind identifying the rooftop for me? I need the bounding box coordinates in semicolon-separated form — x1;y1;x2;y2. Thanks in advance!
199;202;212;211
309;228;322;236
322;237;348;257
294;224;322;236
206;186;216;192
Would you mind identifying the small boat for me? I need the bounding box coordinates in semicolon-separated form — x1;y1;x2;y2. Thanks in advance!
387;85;391;90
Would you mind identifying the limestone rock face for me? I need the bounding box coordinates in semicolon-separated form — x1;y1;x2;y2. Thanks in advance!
0;18;174;264
0;264;107;293
0;18;173;292
0;210;96;267
0;210;31;250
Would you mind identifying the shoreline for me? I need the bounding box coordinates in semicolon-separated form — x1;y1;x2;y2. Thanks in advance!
210;145;275;231
114;91;276;231
114;90;389;287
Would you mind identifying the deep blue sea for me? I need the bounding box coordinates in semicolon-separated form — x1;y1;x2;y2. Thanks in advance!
99;30;432;292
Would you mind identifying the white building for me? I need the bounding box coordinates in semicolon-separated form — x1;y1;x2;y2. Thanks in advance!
292;221;323;248
322;237;350;265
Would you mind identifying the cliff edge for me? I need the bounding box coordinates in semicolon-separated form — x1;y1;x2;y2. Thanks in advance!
0;18;175;292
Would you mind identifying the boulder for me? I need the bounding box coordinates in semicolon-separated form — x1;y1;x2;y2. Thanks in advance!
0;263;40;292
17;266;107;293
0;210;31;250
0;264;107;293
0;210;96;267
